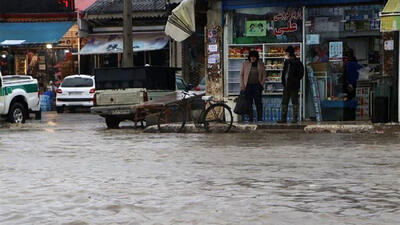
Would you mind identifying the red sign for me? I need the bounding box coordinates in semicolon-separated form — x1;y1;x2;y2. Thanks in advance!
58;0;74;10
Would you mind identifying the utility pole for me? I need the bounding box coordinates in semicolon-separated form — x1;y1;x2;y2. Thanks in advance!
122;0;133;67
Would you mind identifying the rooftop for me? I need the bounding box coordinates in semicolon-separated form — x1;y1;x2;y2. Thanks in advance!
85;0;166;15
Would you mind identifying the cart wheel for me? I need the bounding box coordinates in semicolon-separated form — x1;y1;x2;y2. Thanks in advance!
134;120;146;129
157;104;186;133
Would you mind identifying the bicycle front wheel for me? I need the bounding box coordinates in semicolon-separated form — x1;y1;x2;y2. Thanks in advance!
203;103;233;133
157;104;186;133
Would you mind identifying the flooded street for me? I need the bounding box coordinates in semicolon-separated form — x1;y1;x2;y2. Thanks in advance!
0;112;399;225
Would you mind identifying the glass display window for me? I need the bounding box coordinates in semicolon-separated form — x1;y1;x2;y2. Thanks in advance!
304;4;383;120
232;7;303;44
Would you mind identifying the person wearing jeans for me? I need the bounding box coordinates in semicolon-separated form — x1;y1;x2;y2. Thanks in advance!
278;46;304;124
240;50;266;122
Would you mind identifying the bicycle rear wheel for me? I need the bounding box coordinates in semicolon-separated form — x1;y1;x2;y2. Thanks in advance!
157;104;186;133
203;103;233;133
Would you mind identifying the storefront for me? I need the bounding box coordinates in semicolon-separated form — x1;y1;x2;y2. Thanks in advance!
222;0;387;122
0;21;78;91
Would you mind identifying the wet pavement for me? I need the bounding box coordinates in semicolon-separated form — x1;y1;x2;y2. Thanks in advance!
0;112;399;225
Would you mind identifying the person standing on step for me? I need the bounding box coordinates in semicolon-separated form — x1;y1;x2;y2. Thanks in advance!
277;46;304;124
240;50;266;122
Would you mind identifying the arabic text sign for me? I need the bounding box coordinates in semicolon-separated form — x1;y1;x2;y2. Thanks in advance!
246;21;267;37
329;41;343;62
273;8;302;37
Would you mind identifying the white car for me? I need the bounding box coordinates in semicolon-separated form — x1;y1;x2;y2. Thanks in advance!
56;75;95;113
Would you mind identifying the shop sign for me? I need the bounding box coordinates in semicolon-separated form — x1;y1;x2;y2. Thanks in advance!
329;41;343;62
1;0;74;13
273;9;302;37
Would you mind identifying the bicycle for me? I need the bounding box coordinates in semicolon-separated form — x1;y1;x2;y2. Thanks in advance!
157;87;233;133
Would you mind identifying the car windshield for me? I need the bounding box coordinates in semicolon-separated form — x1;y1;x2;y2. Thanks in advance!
62;77;93;87
176;77;186;90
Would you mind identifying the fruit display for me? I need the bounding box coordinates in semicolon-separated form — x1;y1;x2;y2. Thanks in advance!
228;46;262;58
265;60;284;70
266;47;286;57
265;46;300;57
266;72;281;82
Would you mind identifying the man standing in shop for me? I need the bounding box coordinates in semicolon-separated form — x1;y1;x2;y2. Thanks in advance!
277;46;304;124
343;49;361;100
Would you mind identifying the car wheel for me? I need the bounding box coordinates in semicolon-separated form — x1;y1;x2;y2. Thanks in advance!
8;102;27;123
56;106;64;113
106;116;120;129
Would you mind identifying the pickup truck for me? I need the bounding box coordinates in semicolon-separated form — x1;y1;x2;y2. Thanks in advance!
0;72;41;123
91;66;178;128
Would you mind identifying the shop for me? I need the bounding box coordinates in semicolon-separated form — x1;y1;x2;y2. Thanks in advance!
0;22;78;91
222;0;387;122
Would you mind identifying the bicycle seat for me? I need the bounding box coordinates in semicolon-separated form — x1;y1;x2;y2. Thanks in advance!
201;96;213;101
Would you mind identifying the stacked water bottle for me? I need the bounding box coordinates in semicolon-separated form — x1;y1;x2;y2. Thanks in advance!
40;91;54;112
242;97;298;122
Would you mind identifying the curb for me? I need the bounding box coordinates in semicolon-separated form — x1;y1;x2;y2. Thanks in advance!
304;124;375;133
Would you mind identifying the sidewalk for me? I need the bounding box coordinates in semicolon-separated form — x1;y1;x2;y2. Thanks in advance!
145;121;400;134
243;121;400;133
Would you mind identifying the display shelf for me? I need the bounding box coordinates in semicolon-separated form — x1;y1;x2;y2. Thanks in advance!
228;42;302;96
15;55;26;75
265;56;286;59
264;92;283;95
266;69;283;71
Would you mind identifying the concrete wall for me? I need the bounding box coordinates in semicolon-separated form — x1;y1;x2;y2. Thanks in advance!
206;0;223;99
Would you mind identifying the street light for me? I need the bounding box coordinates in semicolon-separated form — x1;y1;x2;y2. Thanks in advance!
46;44;53;49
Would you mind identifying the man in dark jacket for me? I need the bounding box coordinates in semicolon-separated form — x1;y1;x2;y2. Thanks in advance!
277;46;304;123
344;49;361;100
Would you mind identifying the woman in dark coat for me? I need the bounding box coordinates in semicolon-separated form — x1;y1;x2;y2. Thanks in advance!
239;50;266;122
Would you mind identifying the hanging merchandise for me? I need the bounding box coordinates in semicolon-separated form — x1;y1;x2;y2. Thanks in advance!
165;0;196;42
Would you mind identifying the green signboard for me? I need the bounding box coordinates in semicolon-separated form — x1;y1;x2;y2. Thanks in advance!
246;21;267;37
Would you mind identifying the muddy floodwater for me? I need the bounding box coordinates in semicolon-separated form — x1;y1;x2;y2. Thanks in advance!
0;113;399;225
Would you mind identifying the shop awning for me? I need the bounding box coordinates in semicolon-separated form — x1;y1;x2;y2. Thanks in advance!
0;22;75;45
222;0;384;10
380;0;400;31
165;0;195;42
79;32;169;55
